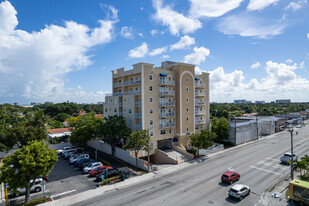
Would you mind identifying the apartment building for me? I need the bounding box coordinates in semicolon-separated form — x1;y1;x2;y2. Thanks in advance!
103;61;210;154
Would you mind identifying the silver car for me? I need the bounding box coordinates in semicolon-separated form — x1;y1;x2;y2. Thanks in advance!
228;184;250;200
280;152;298;164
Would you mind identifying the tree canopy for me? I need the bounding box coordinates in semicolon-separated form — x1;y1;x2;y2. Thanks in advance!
211;117;230;142
190;130;216;155
0;141;58;203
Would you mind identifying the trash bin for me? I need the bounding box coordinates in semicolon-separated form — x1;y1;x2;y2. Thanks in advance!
120;172;125;181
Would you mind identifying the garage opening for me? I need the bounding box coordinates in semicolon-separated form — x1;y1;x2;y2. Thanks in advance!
157;139;172;150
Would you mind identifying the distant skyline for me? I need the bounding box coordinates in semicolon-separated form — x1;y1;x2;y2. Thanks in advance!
1;0;309;104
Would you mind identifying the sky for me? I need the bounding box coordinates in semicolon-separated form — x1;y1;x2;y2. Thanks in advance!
0;0;309;104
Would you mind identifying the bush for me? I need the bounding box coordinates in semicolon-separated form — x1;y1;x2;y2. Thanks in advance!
100;175;121;186
18;196;51;206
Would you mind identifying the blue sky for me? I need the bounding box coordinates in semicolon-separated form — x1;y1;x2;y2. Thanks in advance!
0;0;309;104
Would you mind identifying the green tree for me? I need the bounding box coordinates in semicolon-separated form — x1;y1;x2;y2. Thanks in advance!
212;117;230;142
123;130;149;170
190;130;216;156
0;141;58;203
70;114;103;148
101;115;131;156
294;159;308;178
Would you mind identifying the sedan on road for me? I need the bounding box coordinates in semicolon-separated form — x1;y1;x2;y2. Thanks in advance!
228;184;250;200
221;171;240;184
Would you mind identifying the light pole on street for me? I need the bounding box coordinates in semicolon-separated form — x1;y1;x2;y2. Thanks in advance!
287;124;294;180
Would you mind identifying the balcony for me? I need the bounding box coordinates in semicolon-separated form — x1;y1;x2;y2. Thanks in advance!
114;92;123;96
135;124;142;130
160;91;175;96
135;101;142;107
160;122;176;128
195;110;206;115
195;101;205;106
113;82;122;88
195;82;205;88
119;112;123;116
119;102;123;106
160;102;175;107
123;79;141;86
195;119;206;124
124;90;141;96
135;113;142;118
160;80;175;86
195;92;205;97
160;112;175;118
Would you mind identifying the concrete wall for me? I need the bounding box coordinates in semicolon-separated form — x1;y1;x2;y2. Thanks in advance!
153;149;178;164
87;140;148;171
228;120;258;145
260;119;275;136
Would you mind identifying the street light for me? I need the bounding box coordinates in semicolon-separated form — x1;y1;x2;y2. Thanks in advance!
287;124;294;180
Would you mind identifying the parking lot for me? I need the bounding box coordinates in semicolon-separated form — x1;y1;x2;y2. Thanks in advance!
8;149;135;205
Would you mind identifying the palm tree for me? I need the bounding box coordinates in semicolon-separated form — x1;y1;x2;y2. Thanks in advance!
294;159;308;178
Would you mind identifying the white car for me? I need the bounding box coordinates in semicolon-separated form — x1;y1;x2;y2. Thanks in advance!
63;149;78;159
296;125;302;128
280;152;298;164
8;178;43;197
83;162;103;174
228;184;250;200
57;146;76;155
70;154;89;164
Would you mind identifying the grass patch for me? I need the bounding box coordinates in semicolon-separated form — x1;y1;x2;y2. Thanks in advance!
18;196;51;206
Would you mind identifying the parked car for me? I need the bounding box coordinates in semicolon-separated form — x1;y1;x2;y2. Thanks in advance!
228;184;250;200
296;125;302;128
74;158;91;167
83;162;103;174
221;171;240;184
57;146;77;155
90;166;113;177
63;150;78;159
96;169;119;182
78;159;95;169
8;178;43;197
69;154;89;164
280;152;298;164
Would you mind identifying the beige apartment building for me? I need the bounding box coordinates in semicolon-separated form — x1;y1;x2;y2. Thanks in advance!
104;61;210;155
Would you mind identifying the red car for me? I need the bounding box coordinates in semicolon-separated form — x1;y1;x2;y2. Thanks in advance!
90;166;113;177
221;171;240;184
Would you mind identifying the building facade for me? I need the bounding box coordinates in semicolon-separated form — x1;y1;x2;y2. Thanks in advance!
233;99;247;104
103;61;210;153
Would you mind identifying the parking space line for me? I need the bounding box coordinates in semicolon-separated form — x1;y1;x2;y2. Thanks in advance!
266;158;280;162
250;166;282;175
51;189;76;198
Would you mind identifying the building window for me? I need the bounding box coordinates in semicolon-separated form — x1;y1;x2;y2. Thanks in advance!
150;120;153;125
114;108;117;113
105;109;107;112
129;109;132;113
150;131;154;136
187;128;189;132
149;75;153;80
149;86;153;91
150;108;153;114
160;130;166;135
129;98;131;104
186;108;189;112
186;78;189;82
195;126;198;130
150;97;153;103
187;117;189;121
169;129;171;133
114;99;117;104
187;98;189;102
186;87;189;93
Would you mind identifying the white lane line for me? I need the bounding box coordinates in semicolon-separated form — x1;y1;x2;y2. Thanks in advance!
250;166;282;175
192;178;200;182
179;172;189;177
51;189;77;198
266;158;280;162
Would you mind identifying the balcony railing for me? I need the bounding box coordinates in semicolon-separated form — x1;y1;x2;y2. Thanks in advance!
195;82;205;88
119;102;123;106
160;80;175;85
160;112;175;118
135;101;142;107
135;124;142;130
124;90;141;96
113;82;123;87
195;119;206;124
195;110;206;115
123;79;141;86
118;112;123;116
195;92;205;96
114;92;123;96
160;122;176;128
160;91;175;96
135;113;142;118
160;102;175;107
195;101;205;106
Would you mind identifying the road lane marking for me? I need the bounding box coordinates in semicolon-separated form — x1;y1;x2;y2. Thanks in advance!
179;172;189;177
51;189;76;198
266;158;280;161
192;178;200;182
250;166;282;175
227;166;235;171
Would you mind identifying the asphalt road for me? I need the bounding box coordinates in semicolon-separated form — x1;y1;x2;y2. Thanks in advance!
73;124;309;206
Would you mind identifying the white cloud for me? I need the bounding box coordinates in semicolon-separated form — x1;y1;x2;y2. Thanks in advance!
206;60;309;102
285;2;302;11
217;13;287;38
138;33;143;37
0;1;117;102
170;35;195;50
120;26;134;39
189;0;244;18
128;42;149;58
151;29;158;36
286;58;293;64
149;47;167;56
307;33;309;40
184;46;210;65
251;61;261;69
162;55;170;59
152;0;202;36
247;0;279;11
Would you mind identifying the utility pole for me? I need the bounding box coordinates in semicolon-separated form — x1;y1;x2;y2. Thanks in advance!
147;129;150;173
288;126;294;180
256;115;258;140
